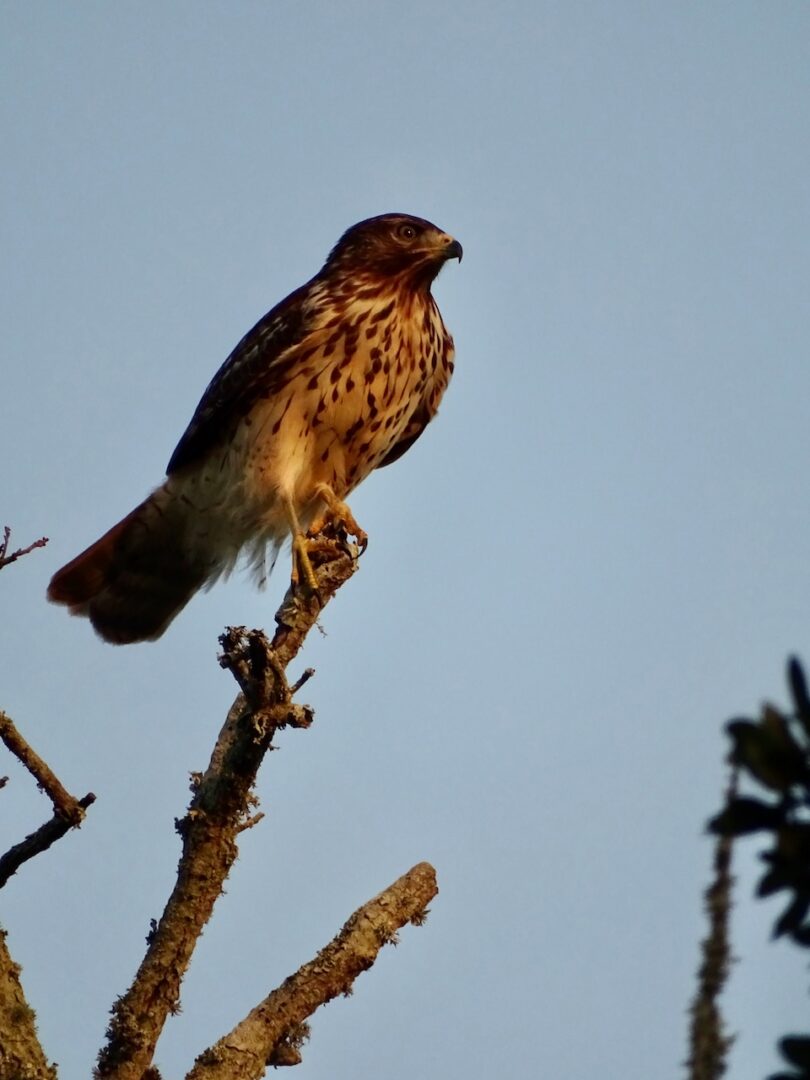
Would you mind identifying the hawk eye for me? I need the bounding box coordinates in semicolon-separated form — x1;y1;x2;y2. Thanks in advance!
397;223;417;241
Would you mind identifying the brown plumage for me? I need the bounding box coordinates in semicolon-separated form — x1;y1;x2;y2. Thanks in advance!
48;213;462;643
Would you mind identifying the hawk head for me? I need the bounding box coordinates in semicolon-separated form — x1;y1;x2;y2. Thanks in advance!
324;213;462;288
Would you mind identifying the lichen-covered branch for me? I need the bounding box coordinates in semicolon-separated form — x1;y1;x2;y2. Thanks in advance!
96;535;359;1080
0;927;56;1080
186;862;438;1080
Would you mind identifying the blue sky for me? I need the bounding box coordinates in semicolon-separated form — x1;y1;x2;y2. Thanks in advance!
2;4;809;1077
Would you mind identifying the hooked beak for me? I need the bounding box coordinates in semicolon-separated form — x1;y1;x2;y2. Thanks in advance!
441;235;463;263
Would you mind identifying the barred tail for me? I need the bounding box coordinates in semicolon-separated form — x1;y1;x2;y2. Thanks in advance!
47;486;208;644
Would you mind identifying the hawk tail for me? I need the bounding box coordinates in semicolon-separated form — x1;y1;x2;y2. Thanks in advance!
47;486;208;644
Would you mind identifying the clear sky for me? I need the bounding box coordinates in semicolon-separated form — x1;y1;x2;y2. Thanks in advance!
2;4;809;1078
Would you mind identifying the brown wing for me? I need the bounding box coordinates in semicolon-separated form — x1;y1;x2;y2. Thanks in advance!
167;280;316;474
376;403;434;469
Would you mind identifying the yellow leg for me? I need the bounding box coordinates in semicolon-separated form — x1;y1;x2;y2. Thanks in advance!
285;497;319;592
309;483;368;552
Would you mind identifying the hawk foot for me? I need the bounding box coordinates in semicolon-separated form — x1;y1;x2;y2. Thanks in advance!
291;535;348;598
309;484;368;554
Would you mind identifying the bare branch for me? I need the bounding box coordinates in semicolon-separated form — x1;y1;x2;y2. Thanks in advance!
96;534;359;1080
0;927;57;1079
187;862;438;1080
0;709;90;822
270;534;358;668
0;792;97;889
0;526;48;571
0;710;96;888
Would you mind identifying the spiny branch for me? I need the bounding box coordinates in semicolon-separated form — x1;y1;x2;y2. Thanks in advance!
186;862;438;1080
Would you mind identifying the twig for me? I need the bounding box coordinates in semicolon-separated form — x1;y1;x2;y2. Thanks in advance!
0;709;89;822
686;768;737;1080
96;534;359;1080
0;793;97;889
186;862;438;1080
0;709;94;1073
0;710;96;888
289;667;315;696
0;526;48;570
235;812;265;835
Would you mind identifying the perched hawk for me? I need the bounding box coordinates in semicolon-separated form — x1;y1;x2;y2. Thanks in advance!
48;213;462;644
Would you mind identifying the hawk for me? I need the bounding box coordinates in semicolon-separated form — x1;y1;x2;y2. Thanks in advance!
48;213;462;644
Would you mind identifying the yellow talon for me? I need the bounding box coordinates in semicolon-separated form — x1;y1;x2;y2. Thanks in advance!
311;484;368;551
